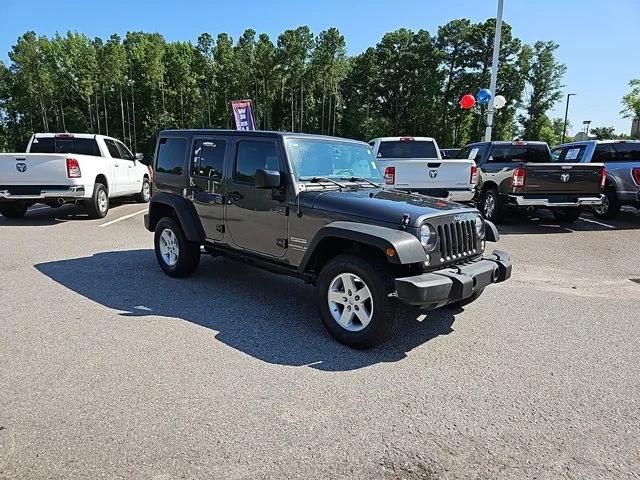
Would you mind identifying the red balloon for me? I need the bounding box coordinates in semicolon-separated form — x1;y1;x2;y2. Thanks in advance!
460;94;476;109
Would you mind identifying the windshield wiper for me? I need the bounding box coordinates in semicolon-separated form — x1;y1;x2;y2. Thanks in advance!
339;177;382;188
300;176;346;188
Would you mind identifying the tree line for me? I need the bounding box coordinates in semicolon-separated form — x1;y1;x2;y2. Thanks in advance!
0;20;571;158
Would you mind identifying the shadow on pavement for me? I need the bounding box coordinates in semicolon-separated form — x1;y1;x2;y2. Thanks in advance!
497;207;640;236
35;249;457;372
0;200;144;226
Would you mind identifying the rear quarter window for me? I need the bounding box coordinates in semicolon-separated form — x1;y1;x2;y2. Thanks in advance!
376;140;438;159
156;137;187;175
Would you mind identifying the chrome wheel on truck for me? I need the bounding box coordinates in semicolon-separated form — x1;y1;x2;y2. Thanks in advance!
159;228;180;267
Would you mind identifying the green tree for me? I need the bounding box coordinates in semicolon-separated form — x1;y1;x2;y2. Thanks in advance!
520;41;566;140
621;79;640;122
590;126;617;140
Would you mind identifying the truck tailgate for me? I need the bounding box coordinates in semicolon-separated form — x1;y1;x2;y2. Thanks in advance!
522;163;604;195
0;153;70;185
381;158;474;190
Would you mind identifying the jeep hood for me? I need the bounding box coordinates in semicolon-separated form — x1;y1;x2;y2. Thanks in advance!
304;188;473;226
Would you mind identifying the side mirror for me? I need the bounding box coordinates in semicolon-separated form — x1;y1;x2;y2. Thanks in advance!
135;152;145;164
255;169;281;189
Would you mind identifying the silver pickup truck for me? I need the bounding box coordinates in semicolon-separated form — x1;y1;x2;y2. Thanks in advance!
551;140;640;219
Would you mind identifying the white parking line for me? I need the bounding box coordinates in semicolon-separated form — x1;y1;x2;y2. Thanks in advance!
580;217;616;229
99;209;147;227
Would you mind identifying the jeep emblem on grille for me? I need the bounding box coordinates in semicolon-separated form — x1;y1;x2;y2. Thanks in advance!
16;163;27;173
560;173;570;182
429;170;438;178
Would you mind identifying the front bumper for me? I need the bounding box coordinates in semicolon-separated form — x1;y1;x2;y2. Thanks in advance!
0;185;86;201
509;194;603;208
394;250;512;309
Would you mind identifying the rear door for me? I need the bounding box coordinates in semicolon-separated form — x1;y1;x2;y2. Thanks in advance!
103;139;130;194
595;142;640;195
225;138;288;257
190;136;227;241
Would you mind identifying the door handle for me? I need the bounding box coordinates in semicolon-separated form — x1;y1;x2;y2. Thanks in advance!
114;163;119;167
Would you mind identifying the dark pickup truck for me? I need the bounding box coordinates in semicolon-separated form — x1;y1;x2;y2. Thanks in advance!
144;130;512;348
458;141;605;223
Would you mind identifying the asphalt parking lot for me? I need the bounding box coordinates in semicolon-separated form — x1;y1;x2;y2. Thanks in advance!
1;202;639;479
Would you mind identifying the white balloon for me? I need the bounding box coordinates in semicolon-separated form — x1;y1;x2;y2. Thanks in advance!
494;95;507;109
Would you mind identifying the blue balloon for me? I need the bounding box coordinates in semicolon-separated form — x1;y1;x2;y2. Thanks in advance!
476;88;492;104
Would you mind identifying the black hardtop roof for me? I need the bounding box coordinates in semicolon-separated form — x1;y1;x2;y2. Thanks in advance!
158;129;366;144
466;140;549;146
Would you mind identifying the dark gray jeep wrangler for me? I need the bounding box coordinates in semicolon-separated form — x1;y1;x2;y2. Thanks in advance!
144;130;512;348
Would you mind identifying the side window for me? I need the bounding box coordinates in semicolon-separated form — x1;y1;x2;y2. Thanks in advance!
104;139;122;159
593;144;616;162
192;139;226;179
234;141;279;185
458;146;472;160
612;143;640;162
550;147;562;162
115;141;135;161
156;137;187;175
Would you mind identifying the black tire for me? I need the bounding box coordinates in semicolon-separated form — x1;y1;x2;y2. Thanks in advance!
84;183;109;219
478;188;504;223
553;208;581;224
593;188;621;220
316;254;405;349
154;217;200;277
446;288;484;309
136;178;151;203
0;202;28;219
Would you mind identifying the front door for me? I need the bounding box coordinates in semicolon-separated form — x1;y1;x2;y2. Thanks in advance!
115;140;139;193
225;138;288;257
190;136;227;241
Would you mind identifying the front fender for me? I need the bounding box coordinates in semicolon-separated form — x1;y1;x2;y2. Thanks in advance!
298;221;427;273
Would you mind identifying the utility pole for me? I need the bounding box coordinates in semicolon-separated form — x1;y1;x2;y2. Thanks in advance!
562;93;577;144
484;0;504;142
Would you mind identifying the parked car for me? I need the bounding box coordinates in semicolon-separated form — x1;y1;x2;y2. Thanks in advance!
440;148;461;159
145;130;512;348
0;133;151;219
551;140;640;219
459;140;605;223
369;137;477;202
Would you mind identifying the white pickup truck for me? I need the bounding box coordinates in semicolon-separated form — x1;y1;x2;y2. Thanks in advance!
0;133;151;219
369;136;477;202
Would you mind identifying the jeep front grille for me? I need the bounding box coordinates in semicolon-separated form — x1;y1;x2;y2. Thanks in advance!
437;220;477;261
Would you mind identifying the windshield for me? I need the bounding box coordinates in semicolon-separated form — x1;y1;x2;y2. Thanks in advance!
285;137;383;183
29;136;101;157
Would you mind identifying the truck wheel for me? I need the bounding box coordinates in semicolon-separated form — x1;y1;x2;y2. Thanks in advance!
154;217;200;277
0;202;29;219
136;178;151;203
316;254;405;349
446;288;484;309
85;183;109;219
479;188;503;223
593;188;621;220
553;208;581;224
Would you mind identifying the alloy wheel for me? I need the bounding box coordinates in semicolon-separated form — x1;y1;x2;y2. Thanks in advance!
327;273;373;332
159;228;180;266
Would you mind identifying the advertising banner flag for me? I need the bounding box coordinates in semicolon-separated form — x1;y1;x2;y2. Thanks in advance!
230;100;256;130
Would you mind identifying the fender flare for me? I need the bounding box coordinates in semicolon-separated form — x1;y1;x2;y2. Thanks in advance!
146;192;205;242
298;221;427;273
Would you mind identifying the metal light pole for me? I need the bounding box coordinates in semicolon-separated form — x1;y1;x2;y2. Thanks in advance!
561;93;577;144
484;0;504;142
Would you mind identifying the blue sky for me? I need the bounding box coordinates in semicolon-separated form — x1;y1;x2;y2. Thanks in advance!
1;0;638;135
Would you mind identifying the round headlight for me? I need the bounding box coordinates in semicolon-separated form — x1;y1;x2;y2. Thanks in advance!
475;215;486;240
419;223;437;251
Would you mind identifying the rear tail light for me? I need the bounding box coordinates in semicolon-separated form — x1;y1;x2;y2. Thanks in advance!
511;167;526;187
66;158;81;178
600;167;608;190
384;166;395;185
470;164;479;185
632;167;640;186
